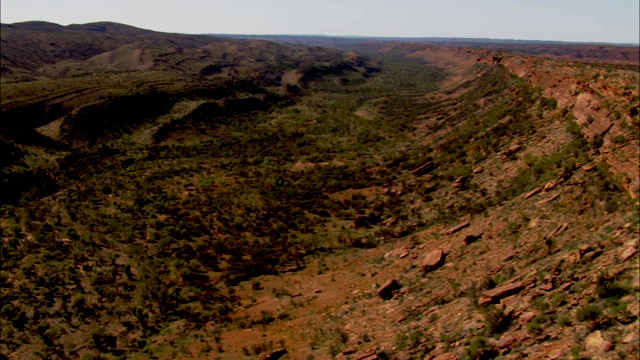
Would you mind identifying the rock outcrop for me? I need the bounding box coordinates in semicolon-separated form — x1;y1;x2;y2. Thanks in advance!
258;348;288;360
411;161;435;176
480;281;524;304
524;187;543;199
621;240;638;262
421;249;444;272
585;331;613;355
377;279;402;300
445;221;470;235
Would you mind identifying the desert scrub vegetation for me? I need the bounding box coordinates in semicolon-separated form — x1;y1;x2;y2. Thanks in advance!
0;53;454;357
432;66;538;161
3;37;639;359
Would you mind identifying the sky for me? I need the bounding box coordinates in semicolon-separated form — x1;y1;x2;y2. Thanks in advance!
1;0;639;44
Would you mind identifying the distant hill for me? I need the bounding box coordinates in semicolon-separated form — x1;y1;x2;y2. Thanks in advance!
0;21;160;70
1;20;153;33
212;34;640;63
1;21;377;142
215;33;639;46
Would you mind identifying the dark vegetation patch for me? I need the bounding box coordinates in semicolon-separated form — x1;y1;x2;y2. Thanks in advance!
60;91;178;144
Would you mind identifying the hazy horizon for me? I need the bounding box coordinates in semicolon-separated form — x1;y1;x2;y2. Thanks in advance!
2;0;639;44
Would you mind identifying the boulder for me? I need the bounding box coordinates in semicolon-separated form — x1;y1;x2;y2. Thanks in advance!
520;311;537;323
560;282;574;291
547;347;564;359
482;282;523;302
538;193;560;206
583;118;613;139
393;226;408;238
524;187;543;199
473;166;484;174
622;331;638;344
433;353;457;360
423;182;439;193
585;331;613;355
495;334;516;349
584;250;602;261
453;176;467;188
280;265;306;273
463;234;481;245
508;144;522;154
381;217;398;227
377;279;402;300
342;347;357;355
411;161;435;176
539;283;554;292
513;329;530;342
502;144;522;159
544;179;558;192
384;246;408;260
621;246;638;262
578;244;593;255
445;221;470;235
478;297;493;307
421;249;444;272
547;223;568;239
501;294;521;309
258;348;288;360
355;350;377;360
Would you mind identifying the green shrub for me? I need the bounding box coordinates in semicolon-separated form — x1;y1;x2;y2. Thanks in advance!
576;304;603;323
531;294;549;311
527;314;548;336
462;336;498;360
595;273;630;300
550;292;567;308
483;306;511;336
396;333;408;350
408;329;424;348
556;315;571;327
540;97;558;111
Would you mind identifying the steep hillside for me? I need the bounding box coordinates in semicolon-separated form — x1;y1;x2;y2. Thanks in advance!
379;43;640;201
0;27;638;360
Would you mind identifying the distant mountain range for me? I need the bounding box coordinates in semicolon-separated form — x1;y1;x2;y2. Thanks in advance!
211;34;640;63
211;33;640;46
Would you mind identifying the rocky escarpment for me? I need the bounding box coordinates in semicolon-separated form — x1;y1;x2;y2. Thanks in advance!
478;52;639;199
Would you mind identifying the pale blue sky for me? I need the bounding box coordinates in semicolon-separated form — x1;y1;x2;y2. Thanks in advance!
1;0;638;43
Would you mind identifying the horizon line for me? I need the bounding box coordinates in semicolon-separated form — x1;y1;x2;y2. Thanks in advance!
3;20;638;46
